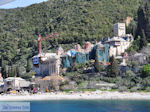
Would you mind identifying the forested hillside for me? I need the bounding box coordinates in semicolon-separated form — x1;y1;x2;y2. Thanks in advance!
0;0;142;66
127;0;150;51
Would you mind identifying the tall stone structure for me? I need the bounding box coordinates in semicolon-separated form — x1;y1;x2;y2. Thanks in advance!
114;23;126;37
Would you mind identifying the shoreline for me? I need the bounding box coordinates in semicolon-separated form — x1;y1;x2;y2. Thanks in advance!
0;91;150;101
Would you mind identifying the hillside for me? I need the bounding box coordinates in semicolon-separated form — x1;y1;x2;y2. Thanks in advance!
0;0;141;65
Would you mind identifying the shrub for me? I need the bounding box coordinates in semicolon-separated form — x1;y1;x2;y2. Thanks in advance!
119;86;128;92
141;64;150;78
141;76;150;87
130;87;138;92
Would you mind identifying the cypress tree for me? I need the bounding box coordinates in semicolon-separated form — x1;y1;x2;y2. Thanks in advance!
136;4;146;38
107;56;118;77
26;59;32;73
8;67;11;77
16;66;20;77
1;57;7;78
136;1;150;41
140;29;148;48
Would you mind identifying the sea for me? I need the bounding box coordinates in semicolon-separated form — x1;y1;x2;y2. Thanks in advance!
1;100;150;112
31;100;150;112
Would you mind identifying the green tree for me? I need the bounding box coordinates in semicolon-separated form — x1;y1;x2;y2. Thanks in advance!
126;20;137;37
136;4;146;37
140;29;148;48
1;57;7;78
136;1;150;42
128;35;141;52
142;76;150;87
107;56;118;77
16;66;20;77
142;64;150;78
125;70;141;88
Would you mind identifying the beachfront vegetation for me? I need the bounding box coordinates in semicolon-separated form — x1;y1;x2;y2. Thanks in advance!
142;64;150;78
61;59;150;92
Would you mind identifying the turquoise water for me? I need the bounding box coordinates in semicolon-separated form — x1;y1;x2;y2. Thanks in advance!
30;100;150;112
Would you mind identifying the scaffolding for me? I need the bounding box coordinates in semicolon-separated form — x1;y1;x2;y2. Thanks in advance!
76;52;87;64
62;44;110;68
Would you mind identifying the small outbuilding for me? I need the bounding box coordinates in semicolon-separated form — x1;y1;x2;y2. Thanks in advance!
4;77;30;91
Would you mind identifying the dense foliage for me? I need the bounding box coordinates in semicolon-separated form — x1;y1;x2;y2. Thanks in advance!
136;0;150;42
127;0;150;51
142;64;150;78
107;56;118;77
0;0;141;65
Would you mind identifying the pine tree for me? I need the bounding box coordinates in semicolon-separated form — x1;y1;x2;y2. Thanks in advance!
107;56;118;77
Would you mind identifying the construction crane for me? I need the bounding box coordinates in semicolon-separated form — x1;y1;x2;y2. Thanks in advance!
35;32;59;54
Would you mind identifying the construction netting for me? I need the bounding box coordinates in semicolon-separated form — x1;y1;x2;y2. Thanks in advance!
62;55;72;68
94;44;110;63
104;44;110;63
76;52;89;63
62;44;110;68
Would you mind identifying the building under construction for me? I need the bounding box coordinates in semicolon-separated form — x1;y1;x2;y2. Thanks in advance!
32;53;60;77
32;33;60;77
61;43;110;68
32;23;134;77
32;40;109;77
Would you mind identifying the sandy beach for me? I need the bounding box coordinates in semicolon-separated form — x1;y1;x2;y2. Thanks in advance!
0;91;150;101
